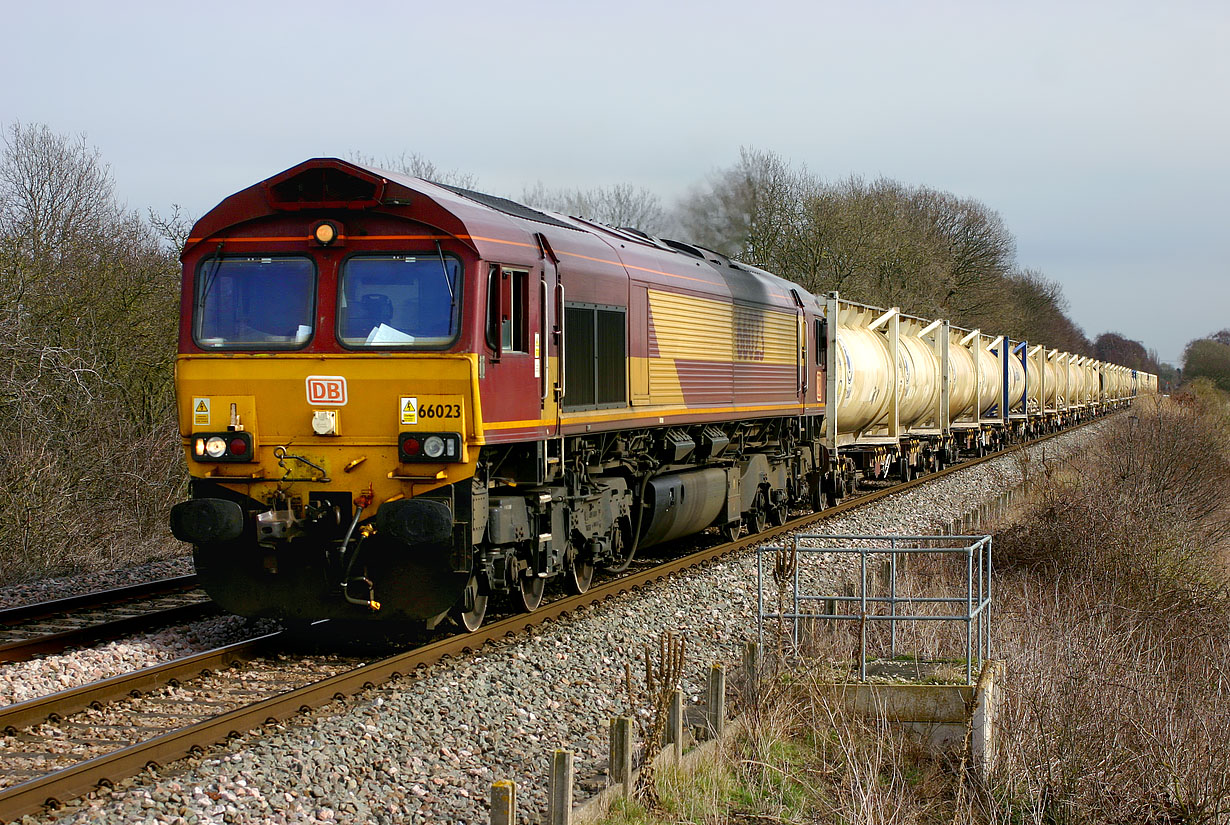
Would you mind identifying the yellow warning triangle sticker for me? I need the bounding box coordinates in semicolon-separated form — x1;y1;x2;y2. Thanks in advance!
402;399;415;413
196;401;208;413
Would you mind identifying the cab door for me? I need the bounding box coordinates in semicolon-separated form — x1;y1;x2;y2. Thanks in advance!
483;263;545;438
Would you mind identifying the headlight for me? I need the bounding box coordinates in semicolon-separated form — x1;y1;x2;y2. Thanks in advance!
398;432;462;462
423;436;445;458
191;431;254;462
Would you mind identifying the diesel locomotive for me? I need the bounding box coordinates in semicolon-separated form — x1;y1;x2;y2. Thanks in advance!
169;158;1154;631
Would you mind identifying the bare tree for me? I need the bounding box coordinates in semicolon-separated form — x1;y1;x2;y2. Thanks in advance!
0;122;183;582
676;146;801;262
1094;332;1157;372
348;151;477;189
521;181;668;235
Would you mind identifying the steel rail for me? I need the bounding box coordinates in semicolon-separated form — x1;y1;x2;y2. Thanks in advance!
0;634;280;734
0;576;199;626
0;414;1108;822
0;602;221;665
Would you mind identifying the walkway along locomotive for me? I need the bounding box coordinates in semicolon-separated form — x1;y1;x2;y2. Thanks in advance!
169;159;1155;631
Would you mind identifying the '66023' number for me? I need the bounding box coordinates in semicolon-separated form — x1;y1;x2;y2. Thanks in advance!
420;403;461;419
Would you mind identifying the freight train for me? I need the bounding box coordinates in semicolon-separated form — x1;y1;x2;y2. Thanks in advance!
169;158;1155;631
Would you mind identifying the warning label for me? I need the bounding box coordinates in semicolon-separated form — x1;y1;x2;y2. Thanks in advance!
400;397;418;425
193;397;210;426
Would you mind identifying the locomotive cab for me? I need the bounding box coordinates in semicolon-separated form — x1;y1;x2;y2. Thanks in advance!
172;160;494;626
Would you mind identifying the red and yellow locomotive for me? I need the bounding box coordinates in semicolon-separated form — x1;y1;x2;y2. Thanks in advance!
171;159;825;630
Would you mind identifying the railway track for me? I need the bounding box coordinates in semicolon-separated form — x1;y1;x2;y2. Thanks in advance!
0;420;1099;822
0;577;217;665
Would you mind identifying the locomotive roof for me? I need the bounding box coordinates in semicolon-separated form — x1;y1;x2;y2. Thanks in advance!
184;158;812;312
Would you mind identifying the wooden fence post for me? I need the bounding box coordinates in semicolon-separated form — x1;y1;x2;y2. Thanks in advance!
667;689;684;763
707;663;726;739
490;779;516;825
608;717;633;794
549;749;573;825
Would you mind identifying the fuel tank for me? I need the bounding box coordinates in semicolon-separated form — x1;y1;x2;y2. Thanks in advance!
639;469;729;547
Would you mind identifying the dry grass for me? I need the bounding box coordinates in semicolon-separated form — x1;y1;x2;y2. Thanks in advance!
602;392;1230;825
986;392;1230;824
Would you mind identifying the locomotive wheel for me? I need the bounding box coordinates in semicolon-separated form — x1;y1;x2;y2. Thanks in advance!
768;495;788;527
746;490;768;535
719;521;741;542
450;572;488;632
566;549;595;595
513;572;545;612
599;519;635;574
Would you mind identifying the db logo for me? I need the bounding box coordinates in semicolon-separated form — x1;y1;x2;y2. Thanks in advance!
306;375;348;406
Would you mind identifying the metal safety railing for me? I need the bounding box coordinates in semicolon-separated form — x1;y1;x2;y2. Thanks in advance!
757;534;992;683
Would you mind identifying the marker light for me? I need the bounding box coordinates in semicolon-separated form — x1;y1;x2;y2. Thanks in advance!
191;431;254;462
398;432;462;463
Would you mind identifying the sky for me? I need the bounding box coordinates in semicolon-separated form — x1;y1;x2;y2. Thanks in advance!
2;0;1226;365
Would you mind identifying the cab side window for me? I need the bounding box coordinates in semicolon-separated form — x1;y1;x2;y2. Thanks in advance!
487;266;529;355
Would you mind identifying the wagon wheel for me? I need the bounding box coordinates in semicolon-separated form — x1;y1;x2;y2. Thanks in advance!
566;545;595;595
825;473;845;508
809;474;825;512
719;521;742;542
745;489;768;535
449;570;488;632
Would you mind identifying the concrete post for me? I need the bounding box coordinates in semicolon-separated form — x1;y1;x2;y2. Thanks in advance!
667;689;684;763
609;717;633;793
548;749;573;825
490;780;516;825
707;663;726;739
971;660;1004;780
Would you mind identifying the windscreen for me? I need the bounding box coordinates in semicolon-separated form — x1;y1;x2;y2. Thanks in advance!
194;256;316;349
338;255;461;347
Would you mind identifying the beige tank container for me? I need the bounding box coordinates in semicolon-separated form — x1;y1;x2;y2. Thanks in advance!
897;329;941;429
1042;356;1059;406
832;323;893;435
947;339;977;419
1068;359;1086;404
1053;352;1071;409
976;344;999;416
1020;353;1037;410
1084;360;1098;402
1007;351;1026;409
831;304;946;437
